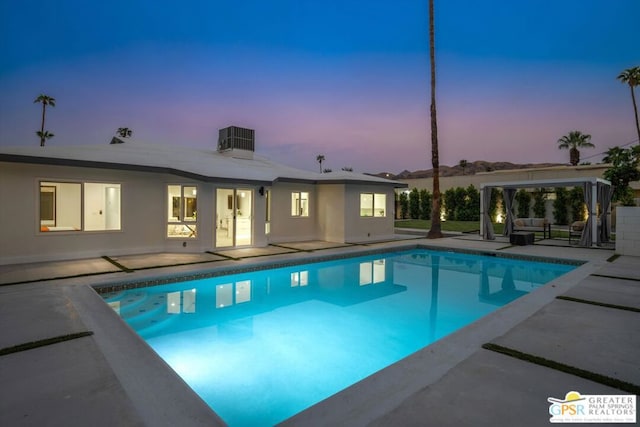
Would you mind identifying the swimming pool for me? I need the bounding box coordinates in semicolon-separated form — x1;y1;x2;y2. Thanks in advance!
102;248;575;426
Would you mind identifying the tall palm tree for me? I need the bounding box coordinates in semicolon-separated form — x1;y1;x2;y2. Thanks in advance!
427;0;442;239
557;130;594;166
34;94;56;146
617;66;640;143
117;127;133;138
316;154;325;173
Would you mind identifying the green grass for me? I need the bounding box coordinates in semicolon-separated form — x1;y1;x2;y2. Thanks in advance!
394;219;505;234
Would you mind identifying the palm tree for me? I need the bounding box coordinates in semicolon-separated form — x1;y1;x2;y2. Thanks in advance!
316;154;325;173
459;159;468;175
557;130;594;166
117;127;133;138
34;94;56;146
427;0;442;239
36;130;54;145
617;66;640;143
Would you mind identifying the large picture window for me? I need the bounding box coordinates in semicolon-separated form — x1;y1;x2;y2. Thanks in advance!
291;191;309;217
360;193;386;217
39;181;121;232
167;185;198;238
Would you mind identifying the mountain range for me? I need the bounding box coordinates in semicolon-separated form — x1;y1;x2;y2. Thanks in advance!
374;161;565;180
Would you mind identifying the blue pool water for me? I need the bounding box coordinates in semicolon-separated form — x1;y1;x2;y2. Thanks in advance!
103;249;575;426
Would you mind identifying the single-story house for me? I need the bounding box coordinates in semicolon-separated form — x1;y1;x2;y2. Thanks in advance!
0;126;406;265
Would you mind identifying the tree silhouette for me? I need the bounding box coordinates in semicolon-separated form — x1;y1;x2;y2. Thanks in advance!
117;127;133;138
427;0;442;238
316;154;325;173
459;159;468;175
34;94;56;146
557;130;594;166
617;66;640;143
36;130;54;145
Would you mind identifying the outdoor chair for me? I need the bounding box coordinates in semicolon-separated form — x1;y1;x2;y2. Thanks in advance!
568;221;584;244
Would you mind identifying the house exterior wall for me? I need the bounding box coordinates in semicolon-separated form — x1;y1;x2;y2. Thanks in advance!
0;161;400;264
317;184;346;243
0;162;272;265
268;182;318;243
250;186;268;247
1;162;175;264
344;184;396;242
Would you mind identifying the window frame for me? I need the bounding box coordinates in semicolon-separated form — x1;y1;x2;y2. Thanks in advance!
291;191;310;217
167;184;199;239
38;180;122;233
360;192;387;218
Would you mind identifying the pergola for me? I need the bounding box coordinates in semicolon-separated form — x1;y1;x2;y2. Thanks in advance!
480;177;613;247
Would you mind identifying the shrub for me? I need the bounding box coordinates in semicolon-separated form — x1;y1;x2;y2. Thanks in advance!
603;145;640;202
441;186;480;221
443;188;457;220
532;188;547;218
398;192;409;219
460;185;480;221
569;186;585;222
619;187;637;206
489;188;501;222
409;188;421;219
452;187;467;220
419;189;432;220
553;187;569;225
515;189;531;218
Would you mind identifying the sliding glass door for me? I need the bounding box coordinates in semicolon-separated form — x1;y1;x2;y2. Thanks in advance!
215;188;252;247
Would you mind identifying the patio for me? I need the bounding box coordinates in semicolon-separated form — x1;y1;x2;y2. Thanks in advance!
1;237;637;426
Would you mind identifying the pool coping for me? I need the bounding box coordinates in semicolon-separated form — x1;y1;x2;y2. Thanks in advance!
91;243;584;295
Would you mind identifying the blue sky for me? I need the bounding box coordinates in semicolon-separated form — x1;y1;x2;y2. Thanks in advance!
1;0;639;173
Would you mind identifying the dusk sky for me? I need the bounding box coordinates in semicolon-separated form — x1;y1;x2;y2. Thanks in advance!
1;1;639;174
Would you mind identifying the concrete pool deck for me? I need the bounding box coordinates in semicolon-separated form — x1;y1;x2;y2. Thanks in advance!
1;236;638;426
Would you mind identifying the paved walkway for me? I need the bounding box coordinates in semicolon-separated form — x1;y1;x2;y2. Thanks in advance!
1;237;637;426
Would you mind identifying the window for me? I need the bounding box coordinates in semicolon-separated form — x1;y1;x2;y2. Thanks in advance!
360;193;386;217
291;270;308;287
167;185;198;238
167;289;197;314
359;260;386;286
215;280;252;308
85;183;121;231
39;181;121;232
291;191;309;217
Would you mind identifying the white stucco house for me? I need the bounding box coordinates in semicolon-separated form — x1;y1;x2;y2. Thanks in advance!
0;126;406;265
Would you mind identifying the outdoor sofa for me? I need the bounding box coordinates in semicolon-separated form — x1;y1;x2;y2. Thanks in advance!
513;218;551;239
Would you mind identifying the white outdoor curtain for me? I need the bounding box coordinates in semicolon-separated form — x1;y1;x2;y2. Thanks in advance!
597;182;612;244
579;183;593;247
482;187;495;240
502;188;516;236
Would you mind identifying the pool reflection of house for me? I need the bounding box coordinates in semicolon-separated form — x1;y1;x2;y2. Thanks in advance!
107;257;407;339
0;126;406;265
